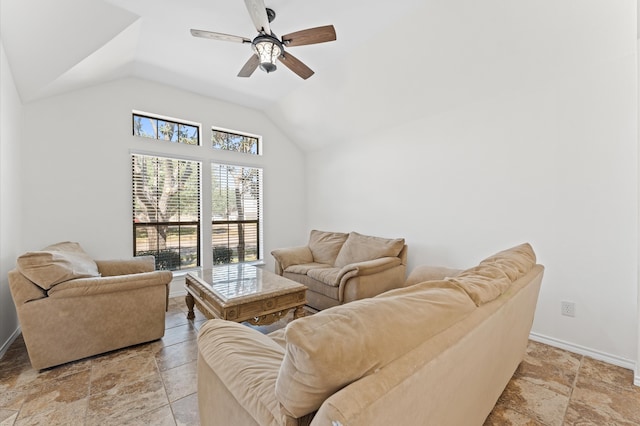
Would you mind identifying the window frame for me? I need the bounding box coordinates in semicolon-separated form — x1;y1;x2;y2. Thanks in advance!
211;162;264;265
211;126;262;155
130;112;266;272
132;111;201;146
131;153;202;271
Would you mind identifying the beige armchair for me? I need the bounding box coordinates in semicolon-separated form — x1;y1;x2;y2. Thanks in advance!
272;230;407;310
8;242;173;370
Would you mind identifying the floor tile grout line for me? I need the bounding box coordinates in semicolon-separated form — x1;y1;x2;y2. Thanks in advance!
561;354;584;424
83;360;95;426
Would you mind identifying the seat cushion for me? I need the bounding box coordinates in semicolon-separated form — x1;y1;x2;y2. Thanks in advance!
283;272;340;300
284;262;332;275
16;242;101;290
306;267;341;287
275;282;476;418
334;232;405;268
308;230;349;265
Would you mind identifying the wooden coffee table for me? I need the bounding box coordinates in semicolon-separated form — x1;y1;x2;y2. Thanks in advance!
185;264;307;325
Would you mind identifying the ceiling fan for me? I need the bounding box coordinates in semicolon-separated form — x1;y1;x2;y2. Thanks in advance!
190;0;336;79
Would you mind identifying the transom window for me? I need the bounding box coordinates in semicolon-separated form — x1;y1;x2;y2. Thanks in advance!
133;113;199;145
212;128;260;155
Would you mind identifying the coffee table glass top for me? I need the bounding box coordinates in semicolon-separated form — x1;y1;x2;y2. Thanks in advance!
190;263;304;302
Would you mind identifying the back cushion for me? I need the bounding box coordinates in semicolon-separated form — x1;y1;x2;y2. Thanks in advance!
447;264;512;306
480;242;536;281
16;242;100;290
448;242;537;306
334;232;405;268
275;282;476;418
308;230;348;265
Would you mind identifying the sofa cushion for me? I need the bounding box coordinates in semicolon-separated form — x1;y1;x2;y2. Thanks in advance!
447;264;512;306
448;243;537;306
275;282;476;418
284;272;340;300
285;262;332;275
480;242;536;281
16;242;101;290
198;320;286;425
307;267;342;287
308;230;349;265
334;232;405;268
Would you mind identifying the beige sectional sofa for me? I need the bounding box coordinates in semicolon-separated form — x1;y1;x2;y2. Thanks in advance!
8;242;173;370
197;242;544;425
271;230;407;310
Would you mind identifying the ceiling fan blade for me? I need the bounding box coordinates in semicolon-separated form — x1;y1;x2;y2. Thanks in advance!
238;55;261;77
278;52;314;80
244;0;271;34
190;29;250;44
281;25;337;47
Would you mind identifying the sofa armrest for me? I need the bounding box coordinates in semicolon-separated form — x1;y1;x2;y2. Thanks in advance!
95;256;156;276
405;265;463;287
271;246;313;275
46;270;172;298
197;320;297;425
337;258;406;304
8;270;47;306
337;257;402;284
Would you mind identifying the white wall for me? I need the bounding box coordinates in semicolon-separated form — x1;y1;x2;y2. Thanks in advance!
0;39;23;356
19;77;307;273
276;1;639;369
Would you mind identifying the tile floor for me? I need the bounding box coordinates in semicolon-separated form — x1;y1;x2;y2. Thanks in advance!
1;297;639;425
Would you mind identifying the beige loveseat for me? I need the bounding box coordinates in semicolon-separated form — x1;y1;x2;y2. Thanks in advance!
197;242;544;425
8;242;173;370
271;230;407;310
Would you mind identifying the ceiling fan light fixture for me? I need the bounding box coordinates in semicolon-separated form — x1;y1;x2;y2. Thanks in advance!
253;35;282;73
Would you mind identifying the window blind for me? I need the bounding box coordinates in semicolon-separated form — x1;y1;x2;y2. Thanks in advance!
132;154;201;270
211;163;263;264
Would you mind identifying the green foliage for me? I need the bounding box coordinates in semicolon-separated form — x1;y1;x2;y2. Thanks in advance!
138;249;181;271
212;129;258;154
213;246;233;264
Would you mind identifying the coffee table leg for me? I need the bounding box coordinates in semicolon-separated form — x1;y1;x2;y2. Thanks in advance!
293;306;305;320
186;293;195;320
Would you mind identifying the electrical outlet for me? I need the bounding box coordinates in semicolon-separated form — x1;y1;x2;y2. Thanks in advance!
561;301;575;317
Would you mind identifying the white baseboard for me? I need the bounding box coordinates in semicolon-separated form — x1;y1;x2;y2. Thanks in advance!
0;327;21;360
529;332;638;386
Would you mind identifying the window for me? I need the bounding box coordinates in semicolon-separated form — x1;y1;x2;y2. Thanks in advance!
211;163;263;264
132;154;201;270
133;113;199;145
212;128;260;154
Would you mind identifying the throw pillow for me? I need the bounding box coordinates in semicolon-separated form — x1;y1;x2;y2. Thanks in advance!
307;230;348;265
334;232;405;268
17;241;101;290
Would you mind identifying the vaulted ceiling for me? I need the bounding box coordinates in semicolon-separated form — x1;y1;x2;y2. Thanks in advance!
1;0;427;150
5;1;614;151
